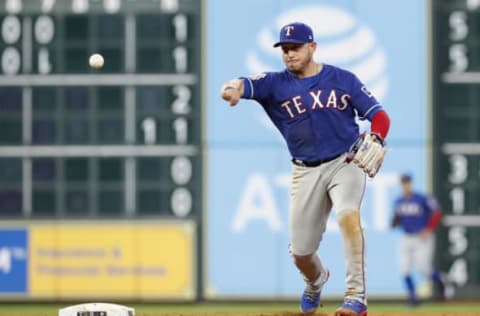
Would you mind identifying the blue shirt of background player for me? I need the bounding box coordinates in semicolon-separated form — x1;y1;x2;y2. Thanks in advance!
393;193;439;234
240;64;383;162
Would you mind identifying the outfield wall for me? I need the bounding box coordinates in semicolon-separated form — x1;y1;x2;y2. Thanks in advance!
0;221;196;300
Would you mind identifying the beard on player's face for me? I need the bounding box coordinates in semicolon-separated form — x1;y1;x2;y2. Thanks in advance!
283;48;313;74
286;61;307;73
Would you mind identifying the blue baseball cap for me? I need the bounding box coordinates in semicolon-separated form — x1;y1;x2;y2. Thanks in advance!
400;173;412;183
273;22;314;47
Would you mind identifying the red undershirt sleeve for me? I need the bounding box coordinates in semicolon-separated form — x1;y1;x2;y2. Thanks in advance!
371;110;390;140
426;210;443;231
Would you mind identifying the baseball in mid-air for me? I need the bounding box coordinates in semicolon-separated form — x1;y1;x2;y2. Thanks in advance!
89;53;104;69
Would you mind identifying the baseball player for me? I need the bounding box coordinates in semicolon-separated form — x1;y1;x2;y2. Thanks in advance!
391;173;446;305
220;22;390;315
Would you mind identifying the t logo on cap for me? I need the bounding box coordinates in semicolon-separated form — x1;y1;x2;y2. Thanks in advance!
285;25;295;36
273;22;314;47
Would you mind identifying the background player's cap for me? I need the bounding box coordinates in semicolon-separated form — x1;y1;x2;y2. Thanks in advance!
273;22;314;47
400;173;412;183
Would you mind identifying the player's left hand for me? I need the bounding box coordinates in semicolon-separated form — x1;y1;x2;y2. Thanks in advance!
349;133;387;178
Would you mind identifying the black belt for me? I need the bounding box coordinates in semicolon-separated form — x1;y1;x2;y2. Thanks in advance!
292;153;342;167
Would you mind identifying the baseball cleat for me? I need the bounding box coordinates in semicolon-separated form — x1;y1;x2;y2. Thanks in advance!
300;269;330;314
334;298;367;316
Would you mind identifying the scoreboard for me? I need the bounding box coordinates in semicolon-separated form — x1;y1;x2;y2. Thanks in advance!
432;0;480;298
0;0;202;219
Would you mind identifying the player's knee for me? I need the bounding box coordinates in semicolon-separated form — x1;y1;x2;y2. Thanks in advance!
288;237;321;256
337;209;362;232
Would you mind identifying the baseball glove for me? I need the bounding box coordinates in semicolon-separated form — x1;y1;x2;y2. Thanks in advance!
347;133;387;178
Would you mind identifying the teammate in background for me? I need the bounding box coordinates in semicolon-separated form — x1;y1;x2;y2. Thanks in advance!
391;173;446;306
220;22;390;316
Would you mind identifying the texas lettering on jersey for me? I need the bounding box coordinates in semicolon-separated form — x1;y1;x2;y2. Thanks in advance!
396;203;422;216
241;64;383;161
280;89;350;119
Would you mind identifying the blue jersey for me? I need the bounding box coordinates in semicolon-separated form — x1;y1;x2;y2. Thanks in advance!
393;193;439;234
241;64;383;161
